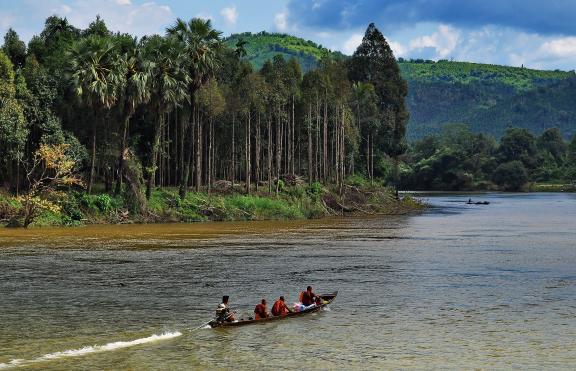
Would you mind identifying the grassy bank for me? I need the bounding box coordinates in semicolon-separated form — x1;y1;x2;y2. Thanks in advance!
0;179;426;228
528;183;576;192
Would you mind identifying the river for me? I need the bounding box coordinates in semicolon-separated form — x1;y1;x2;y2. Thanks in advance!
0;193;575;369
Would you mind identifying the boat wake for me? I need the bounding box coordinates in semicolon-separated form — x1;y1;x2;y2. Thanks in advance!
0;331;182;369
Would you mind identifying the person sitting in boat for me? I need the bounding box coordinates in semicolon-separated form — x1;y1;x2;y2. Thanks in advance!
254;299;269;320
271;296;291;316
299;286;318;307
216;295;235;322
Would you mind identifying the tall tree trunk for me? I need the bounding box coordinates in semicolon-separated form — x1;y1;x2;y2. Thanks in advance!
255;113;261;191
323;95;328;181
211;116;215;189
340;105;345;193
291;95;295;175
166;115;170;186
231;114;235;188
315;97;320;182
335;105;340;187
195;111;202;192
275;108;282;194
307;104;313;183
174;109;179;185
245;112;251;194
207;115;213;193
366;133;371;180
178;109;193;199
267;115;272;194
146;112;165;200
115;108;132;195
88;119;97;195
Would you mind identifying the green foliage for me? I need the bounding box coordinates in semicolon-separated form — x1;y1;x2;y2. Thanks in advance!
498;128;538;168
60;194;85;225
399;60;573;90
537;128;567;162
224;32;345;72
403;124;576;191
306;182;324;201
80;193;122;213
224;195;303;220
220;30;576;141
345;175;368;187
349;23;408;157
492;161;528;191
2;28;26;68
0;50;28;184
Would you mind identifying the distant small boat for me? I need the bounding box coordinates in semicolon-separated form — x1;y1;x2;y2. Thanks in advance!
208;292;338;328
467;200;490;205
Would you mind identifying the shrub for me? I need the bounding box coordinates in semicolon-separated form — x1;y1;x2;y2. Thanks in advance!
80;193;123;213
492;160;528;191
61;195;84;224
345;174;368;187
306;182;323;201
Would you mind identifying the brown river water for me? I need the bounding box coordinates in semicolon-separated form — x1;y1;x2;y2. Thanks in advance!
0;193;575;369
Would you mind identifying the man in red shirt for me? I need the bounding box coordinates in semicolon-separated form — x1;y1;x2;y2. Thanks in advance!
271;296;291;316
300;286;318;306
254;299;269;320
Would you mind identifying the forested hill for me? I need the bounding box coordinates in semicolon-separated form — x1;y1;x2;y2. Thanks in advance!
403;61;576;140
224;32;346;71
228;32;576;140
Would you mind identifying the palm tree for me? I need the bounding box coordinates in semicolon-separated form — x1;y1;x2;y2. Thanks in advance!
167;18;222;197
68;35;125;194
142;35;189;200
115;36;151;195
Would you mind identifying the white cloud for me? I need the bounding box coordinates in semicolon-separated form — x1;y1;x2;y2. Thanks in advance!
389;40;407;57
0;12;15;30
539;37;576;58
56;4;72;14
342;33;363;54
274;10;288;32
409;24;460;58
47;0;173;38
196;12;214;22
220;6;238;27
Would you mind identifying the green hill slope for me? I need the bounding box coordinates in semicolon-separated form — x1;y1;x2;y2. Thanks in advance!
225;32;345;72
228;32;576;139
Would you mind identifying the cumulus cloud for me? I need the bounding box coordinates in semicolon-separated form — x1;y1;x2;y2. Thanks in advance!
274;9;288;32
388;40;407;57
196;12;214;22
342;33;362;54
24;0;173;39
409;25;460;58
220;6;238;27
539;37;576;58
286;0;576;36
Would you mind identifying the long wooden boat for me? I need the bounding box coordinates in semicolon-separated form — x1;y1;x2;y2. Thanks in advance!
208;291;338;328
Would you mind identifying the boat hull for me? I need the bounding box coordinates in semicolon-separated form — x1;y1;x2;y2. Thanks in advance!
209;291;338;328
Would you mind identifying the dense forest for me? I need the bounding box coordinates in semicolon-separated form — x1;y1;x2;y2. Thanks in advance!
225;32;576;140
0;17;414;226
402;124;576;191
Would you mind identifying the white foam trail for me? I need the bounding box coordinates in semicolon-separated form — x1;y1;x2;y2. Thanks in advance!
0;331;181;369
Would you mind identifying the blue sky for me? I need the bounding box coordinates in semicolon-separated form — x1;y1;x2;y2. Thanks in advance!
1;0;575;70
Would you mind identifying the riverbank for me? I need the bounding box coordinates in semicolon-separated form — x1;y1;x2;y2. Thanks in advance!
528;182;576;192
0;180;426;228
